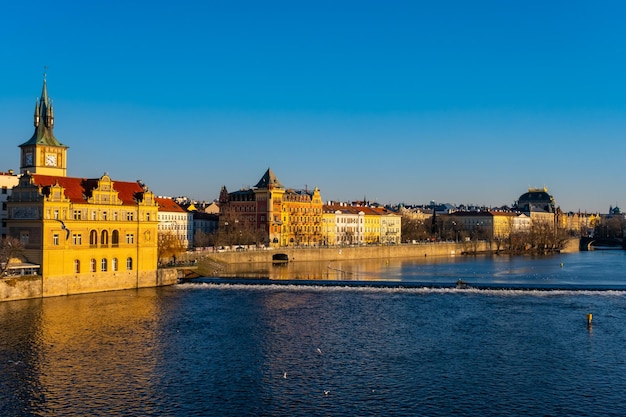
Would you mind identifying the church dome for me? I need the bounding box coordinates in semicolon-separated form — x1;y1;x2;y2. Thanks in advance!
515;188;556;213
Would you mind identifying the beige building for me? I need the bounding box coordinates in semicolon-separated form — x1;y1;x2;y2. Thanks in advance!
452;210;530;240
1;170;20;239
327;204;365;245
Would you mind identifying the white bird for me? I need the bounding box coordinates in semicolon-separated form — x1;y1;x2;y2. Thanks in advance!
283;371;287;379
324;390;330;396
316;348;323;355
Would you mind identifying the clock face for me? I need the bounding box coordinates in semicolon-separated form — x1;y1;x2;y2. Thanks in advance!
45;154;57;167
25;152;33;166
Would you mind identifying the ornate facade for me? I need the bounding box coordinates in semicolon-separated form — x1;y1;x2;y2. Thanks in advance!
219;169;403;247
5;77;159;295
515;187;557;227
219;168;324;247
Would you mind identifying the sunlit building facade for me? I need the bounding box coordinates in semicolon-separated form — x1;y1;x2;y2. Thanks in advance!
5;77;159;294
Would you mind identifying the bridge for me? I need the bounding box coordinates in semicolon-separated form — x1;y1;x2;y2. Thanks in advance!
580;237;625;251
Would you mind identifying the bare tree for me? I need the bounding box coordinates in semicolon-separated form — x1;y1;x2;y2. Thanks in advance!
158;231;186;265
401;215;430;242
193;230;211;248
1;237;24;277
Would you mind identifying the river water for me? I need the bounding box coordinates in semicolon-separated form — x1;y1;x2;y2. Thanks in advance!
2;251;626;416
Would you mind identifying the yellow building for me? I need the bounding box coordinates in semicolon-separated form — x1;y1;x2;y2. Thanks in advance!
6;77;159;296
280;187;323;246
322;204;402;245
321;208;338;246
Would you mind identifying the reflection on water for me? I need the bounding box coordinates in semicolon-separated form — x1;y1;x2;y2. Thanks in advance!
223;254;467;281
0;289;163;416
2;251;626;416
220;251;626;289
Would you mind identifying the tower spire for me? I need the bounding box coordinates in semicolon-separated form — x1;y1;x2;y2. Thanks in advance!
20;72;65;147
34;98;40;127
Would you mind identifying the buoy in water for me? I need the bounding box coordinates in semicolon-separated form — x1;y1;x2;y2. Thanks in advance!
587;313;593;326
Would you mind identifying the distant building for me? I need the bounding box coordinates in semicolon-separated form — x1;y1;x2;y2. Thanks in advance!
322;203;402;245
218;169;403;247
156;197;193;249
191;211;219;246
202;201;220;214
219;168;323;247
0;170;19;239
325;204;364;245
514;187;557;227
451;210;529;240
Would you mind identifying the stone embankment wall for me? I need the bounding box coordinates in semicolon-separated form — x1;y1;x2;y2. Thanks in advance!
204;241;485;265
0;269;178;303
197;238;580;274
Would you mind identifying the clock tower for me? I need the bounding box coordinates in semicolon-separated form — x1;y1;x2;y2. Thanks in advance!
19;74;68;177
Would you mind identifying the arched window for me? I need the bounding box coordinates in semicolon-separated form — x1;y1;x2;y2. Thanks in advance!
126;257;133;270
101;230;109;246
90;258;96;272
74;260;80;274
112;258;118;271
89;230;98;247
101;258;107;272
112;230;119;247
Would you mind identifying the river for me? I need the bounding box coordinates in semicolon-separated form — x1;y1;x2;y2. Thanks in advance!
2;251;626;416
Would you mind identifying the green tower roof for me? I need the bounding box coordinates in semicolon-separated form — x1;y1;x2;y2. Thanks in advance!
20;76;67;148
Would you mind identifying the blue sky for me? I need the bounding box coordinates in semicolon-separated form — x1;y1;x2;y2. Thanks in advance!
1;1;625;213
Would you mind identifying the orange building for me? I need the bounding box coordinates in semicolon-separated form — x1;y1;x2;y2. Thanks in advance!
219;168;323;247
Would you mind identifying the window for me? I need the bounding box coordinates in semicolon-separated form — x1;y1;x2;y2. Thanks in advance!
72;234;82;245
20;232;29;245
113;211;118;221
73;210;82;220
126;233;134;244
146;212;150;221
101;230;109;246
89;230;98;246
101;258;107;272
90;258;96;272
53;209;59;219
91;211;96;221
126;212;134;221
112;230;119;246
126;257;133;270
112;258;118;271
74;260;80;273
53;233;59;246
103;211;107;221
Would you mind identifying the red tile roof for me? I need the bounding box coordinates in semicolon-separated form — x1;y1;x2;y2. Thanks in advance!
33;174;145;205
155;197;187;213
